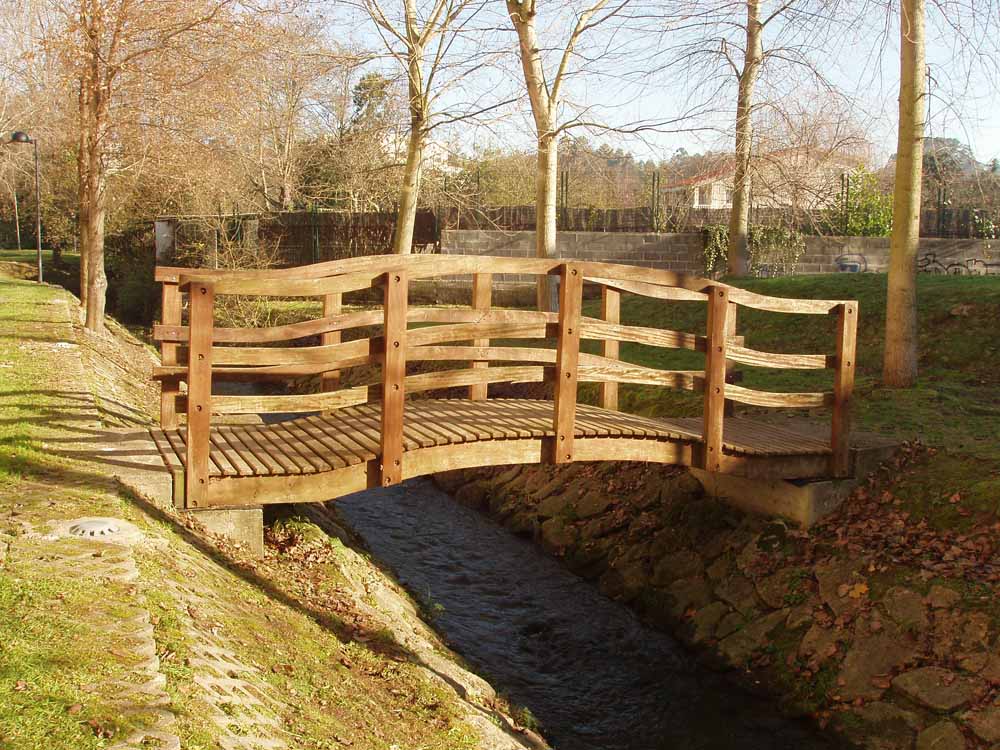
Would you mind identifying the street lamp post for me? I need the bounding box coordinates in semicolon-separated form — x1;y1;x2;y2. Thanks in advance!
10;132;41;284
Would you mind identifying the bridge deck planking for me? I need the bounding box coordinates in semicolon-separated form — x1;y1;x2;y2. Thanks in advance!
151;399;832;494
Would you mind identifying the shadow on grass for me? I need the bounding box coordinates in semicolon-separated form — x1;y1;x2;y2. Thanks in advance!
0;389;545;748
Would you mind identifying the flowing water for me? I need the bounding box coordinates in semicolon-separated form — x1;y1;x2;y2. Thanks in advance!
336;478;842;750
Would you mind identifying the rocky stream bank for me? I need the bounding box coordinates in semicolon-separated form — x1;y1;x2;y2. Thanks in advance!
436;454;1000;750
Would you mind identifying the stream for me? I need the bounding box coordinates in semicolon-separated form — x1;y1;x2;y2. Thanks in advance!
335;478;843;750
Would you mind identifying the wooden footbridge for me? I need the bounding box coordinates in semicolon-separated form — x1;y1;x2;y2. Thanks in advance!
149;255;857;510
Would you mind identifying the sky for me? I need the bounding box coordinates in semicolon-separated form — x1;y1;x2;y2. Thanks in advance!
337;0;1000;167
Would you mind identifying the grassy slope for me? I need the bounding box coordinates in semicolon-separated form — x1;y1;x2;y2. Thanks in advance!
583;273;1000;528
0;277;508;750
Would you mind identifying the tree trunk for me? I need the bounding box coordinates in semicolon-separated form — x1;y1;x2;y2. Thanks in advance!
12;188;21;253
536;131;558;311
507;0;558;310
77;79;90;310
83;162;107;333
393;122;424;255
883;0;925;387
727;0;763;276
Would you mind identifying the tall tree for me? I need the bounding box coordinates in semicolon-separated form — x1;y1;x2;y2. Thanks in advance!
505;0;622;310
726;0;763;275
53;0;257;332
361;0;496;254
882;0;925;386
663;1;842;275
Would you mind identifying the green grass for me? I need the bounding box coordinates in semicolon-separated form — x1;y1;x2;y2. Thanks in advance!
0;248;81;294
0;556;147;748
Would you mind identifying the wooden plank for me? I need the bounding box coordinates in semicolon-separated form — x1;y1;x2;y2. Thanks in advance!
245;425;304;475
226;426;284;475
580;320;705;351
408;345;555;364
552;264;583;464
270;421;337;473
215;427;269;476
171;255;849;317
262;423;322;473
293;418;356;467
185;281;215;507
700;284;728;472
401;440;546;479
181;270;381;297
599;286;620;411
321;292;342;392
209;337;372;367
149;428;182;470
326;407;383;456
725;287;843;315
573;438;693;465
577;363;703;390
408;321;552;347
159;282;182;429
403;366;547;394
469;273;492;400
830;301;858;477
380;271;407;486
154;309;383;344
206;463;370;508
207;432;241;477
411;308;555;326
302;415;373;463
473;400;533;438
724;385;833;409
725;345;829;370
209;388;369;415
587;276;706;302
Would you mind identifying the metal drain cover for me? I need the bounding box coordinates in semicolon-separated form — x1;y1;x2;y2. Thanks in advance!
68;518;122;538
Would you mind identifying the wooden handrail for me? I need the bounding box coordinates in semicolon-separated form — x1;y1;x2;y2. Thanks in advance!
185;280;215;507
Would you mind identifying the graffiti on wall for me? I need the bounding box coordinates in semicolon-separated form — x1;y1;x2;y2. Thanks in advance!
835;254;869;273
917;252;1000;275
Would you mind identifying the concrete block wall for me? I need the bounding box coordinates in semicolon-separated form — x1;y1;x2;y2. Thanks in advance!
440;230;705;281
441;230;998;280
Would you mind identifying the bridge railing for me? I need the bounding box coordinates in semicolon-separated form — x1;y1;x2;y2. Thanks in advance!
153;255;857;506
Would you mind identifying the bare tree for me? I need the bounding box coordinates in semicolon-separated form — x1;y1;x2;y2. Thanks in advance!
662;1;844;274
505;0;631;309
883;0;925;387
360;0;502;254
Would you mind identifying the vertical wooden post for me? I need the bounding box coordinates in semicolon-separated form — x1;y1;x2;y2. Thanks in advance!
599;286;620;411
701;285;729;472
831;302;858;477
380;270;407;486
185;281;214;508
469;272;492;400
552;264;582;464
159;281;181;429
723;301;738;417
320;292;342;393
